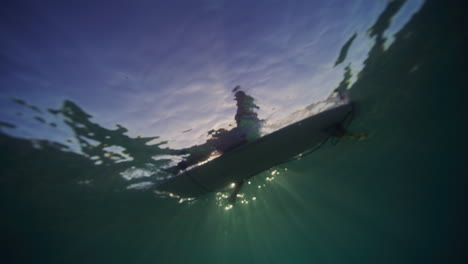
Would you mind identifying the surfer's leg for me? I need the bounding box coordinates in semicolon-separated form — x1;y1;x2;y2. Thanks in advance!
227;180;245;204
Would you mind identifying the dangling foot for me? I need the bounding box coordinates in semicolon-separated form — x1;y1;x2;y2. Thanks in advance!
227;180;245;204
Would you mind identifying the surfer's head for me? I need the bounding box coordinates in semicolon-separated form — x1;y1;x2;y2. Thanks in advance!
234;90;246;101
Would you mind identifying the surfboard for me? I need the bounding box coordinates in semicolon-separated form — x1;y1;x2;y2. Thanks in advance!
156;102;354;197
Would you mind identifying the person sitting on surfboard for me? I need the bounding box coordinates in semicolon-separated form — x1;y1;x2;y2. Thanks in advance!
157;91;363;202
165;86;263;178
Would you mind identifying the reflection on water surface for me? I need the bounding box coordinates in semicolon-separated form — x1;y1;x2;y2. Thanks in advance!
0;0;425;199
4;0;465;263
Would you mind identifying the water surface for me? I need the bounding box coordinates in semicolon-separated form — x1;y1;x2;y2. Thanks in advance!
1;0;465;263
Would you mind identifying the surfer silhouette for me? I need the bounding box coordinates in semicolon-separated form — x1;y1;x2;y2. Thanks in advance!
165;86;262;186
163;86;262;203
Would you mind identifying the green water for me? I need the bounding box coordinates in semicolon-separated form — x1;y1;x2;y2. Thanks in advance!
1;0;466;263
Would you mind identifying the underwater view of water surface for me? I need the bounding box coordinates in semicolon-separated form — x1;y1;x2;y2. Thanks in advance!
1;0;466;263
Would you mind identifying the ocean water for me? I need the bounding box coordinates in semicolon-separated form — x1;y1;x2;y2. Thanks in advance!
1;0;466;263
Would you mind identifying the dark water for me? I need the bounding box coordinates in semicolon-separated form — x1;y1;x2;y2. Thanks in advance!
1;0;466;263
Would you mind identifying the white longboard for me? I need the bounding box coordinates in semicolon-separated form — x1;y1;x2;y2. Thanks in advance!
156;102;353;197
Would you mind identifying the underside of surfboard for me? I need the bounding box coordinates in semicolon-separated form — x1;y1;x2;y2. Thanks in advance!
156;102;354;198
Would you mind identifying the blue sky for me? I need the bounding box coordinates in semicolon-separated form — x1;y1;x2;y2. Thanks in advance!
0;0;424;148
